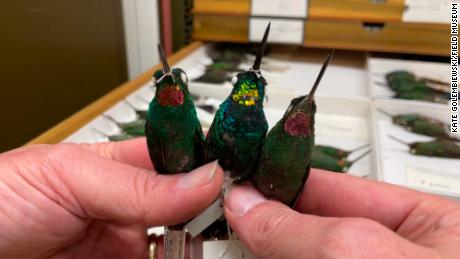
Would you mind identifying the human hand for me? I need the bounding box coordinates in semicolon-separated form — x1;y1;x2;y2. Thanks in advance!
225;169;460;259
0;138;224;259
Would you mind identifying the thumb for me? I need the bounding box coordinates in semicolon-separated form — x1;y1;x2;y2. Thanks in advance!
224;185;326;258
41;144;224;226
224;186;438;259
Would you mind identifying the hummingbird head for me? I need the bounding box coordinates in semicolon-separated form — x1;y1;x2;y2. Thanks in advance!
153;44;190;107
283;51;334;137
393;116;409;127
341;149;371;172
229;22;270;107
393;114;418;127
230;71;266;107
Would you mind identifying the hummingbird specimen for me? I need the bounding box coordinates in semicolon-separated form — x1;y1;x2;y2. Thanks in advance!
92;128;137;142
312;150;349;173
105;134;136;142
390;136;460;159
194;44;247;84
124;99;148;120
387;70;450;94
386;71;415;85
253;51;334;207
145;44;205;174
145;44;205;259
383;70;450;104
311;148;371;173
396;91;438;103
378;110;457;141
103;115;146;137
314;144;370;160
205;23;271;183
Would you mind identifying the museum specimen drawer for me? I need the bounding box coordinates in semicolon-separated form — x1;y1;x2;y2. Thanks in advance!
309;0;404;22
304;20;449;56
193;14;450;56
193;14;248;43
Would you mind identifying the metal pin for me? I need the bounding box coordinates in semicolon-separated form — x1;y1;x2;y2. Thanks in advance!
148;234;158;259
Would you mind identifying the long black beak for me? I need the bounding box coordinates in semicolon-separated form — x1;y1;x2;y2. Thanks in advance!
252;23;271;71
376;108;394;118
304;50;334;105
158;43;171;73
350;143;372;153
388;135;409;145
348;149;371;165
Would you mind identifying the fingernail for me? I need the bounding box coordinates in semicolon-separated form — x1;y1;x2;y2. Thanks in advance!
178;161;219;189
225;185;267;216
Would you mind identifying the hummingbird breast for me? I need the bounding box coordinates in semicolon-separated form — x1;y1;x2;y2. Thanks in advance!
146;99;204;173
254;122;314;206
207;100;268;182
224;101;268;136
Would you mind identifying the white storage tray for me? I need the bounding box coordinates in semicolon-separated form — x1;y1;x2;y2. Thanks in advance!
371;99;460;200
367;56;449;106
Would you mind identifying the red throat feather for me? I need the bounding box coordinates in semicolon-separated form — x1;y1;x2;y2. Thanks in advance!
284;112;311;136
158;86;184;106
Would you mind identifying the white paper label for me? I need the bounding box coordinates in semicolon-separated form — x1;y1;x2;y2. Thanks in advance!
249;18;304;44
164;228;185;259
251;0;308;18
406;166;460;194
185;198;224;238
403;0;450;24
203;240;256;259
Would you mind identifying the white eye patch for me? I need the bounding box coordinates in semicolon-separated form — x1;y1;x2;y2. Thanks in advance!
181;72;188;83
231;75;238;85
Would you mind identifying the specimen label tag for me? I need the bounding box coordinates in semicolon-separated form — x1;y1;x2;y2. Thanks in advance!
249;18;304;44
203;240;256;259
185;172;233;237
251;0;308;18
403;0;450;24
406;166;460;195
184;198;224;237
164;228;185;259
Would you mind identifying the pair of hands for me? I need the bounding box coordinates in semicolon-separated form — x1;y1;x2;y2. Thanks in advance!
0;138;458;258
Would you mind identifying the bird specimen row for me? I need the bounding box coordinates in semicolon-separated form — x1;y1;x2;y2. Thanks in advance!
379;110;460;159
377;70;452;104
311;145;371;173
